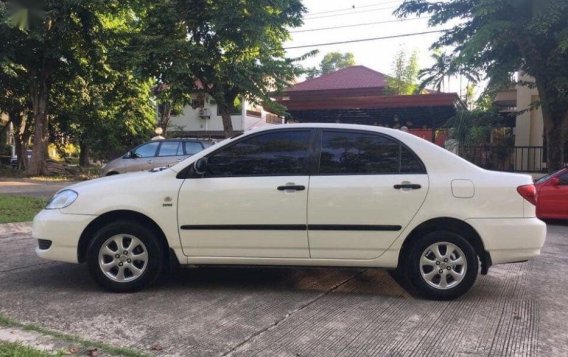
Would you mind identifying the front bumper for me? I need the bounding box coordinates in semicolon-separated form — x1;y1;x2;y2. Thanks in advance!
33;209;96;263
465;217;547;265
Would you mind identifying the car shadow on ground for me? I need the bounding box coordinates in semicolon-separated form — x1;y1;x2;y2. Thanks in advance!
22;263;411;299
165;265;410;298
544;219;568;227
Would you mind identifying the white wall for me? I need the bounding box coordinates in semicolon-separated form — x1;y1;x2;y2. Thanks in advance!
514;75;543;147
168;95;275;134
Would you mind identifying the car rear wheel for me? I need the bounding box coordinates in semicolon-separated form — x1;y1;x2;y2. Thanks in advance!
86;221;164;292
405;231;478;300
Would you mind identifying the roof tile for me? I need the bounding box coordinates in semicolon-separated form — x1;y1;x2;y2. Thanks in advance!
287;65;388;92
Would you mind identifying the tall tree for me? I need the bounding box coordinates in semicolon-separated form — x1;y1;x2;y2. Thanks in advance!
1;1;154;173
306;52;356;79
137;0;307;138
397;0;568;171
418;49;454;92
387;49;419;95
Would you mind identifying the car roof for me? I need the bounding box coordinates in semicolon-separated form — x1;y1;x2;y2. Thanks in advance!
251;123;397;132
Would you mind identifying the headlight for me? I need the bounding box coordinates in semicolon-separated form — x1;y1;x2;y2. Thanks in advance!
45;190;78;209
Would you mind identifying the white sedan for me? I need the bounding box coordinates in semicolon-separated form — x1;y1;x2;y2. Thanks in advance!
33;124;546;300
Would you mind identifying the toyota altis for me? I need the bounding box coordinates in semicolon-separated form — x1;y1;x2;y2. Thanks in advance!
33;124;546;300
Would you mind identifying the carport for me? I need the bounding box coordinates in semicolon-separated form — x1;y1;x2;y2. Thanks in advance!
276;66;465;145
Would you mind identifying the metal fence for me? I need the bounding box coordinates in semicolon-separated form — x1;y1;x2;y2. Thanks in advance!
459;146;545;173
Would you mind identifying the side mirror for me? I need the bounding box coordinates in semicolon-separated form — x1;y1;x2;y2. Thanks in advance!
551;177;561;186
123;151;132;159
194;158;208;175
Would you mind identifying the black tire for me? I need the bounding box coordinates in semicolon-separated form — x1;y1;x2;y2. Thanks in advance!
86;221;164;293
403;231;478;300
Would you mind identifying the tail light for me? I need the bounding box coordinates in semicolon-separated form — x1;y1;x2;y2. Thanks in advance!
517;184;537;206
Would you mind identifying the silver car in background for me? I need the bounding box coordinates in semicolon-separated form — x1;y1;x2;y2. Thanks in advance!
101;139;213;176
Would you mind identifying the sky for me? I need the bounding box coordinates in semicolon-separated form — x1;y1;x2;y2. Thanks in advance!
284;0;475;97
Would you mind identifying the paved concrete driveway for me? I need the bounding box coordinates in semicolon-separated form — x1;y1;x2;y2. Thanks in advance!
1;223;567;356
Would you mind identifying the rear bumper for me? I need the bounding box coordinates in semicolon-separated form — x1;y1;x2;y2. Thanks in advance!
465;217;546;265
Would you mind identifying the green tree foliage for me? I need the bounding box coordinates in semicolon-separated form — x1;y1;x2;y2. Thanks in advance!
396;0;568;171
136;0;307;138
0;1;155;172
387;49;419;95
306;52;356;79
447;109;505;146
418;48;480;94
418;49;453;93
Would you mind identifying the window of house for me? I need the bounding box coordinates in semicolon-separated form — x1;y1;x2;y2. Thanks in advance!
319;131;425;175
205;130;311;177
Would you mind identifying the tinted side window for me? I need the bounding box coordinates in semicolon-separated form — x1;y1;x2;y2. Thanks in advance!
185;142;204;155
133;142;159;158
319;131;424;175
158;141;181;157
559;172;568;185
206;130;311;177
401;146;425;173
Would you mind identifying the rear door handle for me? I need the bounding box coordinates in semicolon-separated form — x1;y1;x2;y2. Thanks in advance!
394;183;421;190
277;185;305;191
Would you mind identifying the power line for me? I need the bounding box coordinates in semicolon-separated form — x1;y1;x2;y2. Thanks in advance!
307;5;402;20
305;1;403;17
284;29;448;50
291;16;430;34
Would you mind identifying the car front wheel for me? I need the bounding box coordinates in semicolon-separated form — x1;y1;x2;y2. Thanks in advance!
405;231;478;300
86;221;164;292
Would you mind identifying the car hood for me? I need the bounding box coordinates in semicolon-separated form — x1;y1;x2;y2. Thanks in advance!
58;169;182;216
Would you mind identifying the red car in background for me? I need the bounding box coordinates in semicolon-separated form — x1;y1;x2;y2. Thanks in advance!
535;168;568;220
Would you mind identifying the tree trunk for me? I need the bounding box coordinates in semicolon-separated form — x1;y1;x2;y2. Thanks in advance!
9;112;28;171
536;80;567;172
27;81;50;176
0;117;12;139
79;141;90;167
158;102;172;136
219;105;234;138
543;113;564;171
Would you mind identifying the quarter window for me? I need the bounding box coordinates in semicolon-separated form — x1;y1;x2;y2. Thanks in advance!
319;131;424;175
185;142;204;155
205;130;311;177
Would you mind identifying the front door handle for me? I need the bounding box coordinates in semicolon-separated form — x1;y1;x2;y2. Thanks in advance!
277;185;305;191
394;183;421;190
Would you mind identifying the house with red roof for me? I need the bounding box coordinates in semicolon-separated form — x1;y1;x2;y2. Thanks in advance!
276;65;465;146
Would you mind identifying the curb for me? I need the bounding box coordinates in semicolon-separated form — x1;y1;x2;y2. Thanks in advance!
0;222;32;236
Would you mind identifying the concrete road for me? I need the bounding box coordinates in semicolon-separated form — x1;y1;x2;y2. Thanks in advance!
0;179;77;198
1;223;567;356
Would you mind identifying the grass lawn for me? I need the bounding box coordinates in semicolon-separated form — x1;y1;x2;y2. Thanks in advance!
0;342;53;357
0;195;48;224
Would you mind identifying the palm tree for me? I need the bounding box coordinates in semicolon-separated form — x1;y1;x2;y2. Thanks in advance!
418;49;454;93
419;49;481;95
